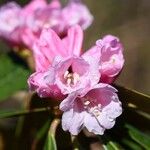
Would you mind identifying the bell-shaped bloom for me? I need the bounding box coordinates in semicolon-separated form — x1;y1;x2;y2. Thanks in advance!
0;0;93;50
61;0;93;31
28;25;123;135
84;35;124;84
28;66;64;99
33;25;83;72
20;0;61;49
28;55;100;97
20;0;93;49
28;25;100;97
0;2;21;45
29;54;100;100
60;83;122;135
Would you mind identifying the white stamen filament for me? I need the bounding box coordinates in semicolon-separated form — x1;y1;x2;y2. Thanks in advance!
83;98;101;117
64;71;80;86
90;106;101;117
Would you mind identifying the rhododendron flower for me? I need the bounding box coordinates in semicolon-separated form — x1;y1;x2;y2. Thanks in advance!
28;55;100;97
28;25;124;135
28;26;100;96
0;0;93;49
84;35;124;84
33;24;84;72
28;25;124;96
20;0;61;49
21;0;93;49
0;2;21;45
60;84;122;135
61;0;93;31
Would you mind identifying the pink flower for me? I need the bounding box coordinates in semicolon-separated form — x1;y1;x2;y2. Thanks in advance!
20;0;93;49
28;55;100;97
20;0;48;49
61;0;93;31
28;25;100;96
60;84;122;135
33;25;83;72
84;35;124;84
0;2;21;45
27;25;123;135
0;0;93;49
28;66;64;99
97;35;124;83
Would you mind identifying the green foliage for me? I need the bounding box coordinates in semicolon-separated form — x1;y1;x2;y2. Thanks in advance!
35;120;51;141
126;124;150;150
0;54;31;100
103;141;120;150
44;132;57;150
102;124;150;150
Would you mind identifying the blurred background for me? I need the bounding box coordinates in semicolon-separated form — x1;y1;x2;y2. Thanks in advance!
0;0;149;94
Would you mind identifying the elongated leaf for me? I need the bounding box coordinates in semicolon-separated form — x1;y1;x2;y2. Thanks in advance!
0;54;31;100
103;141;120;150
44;133;57;150
126;124;150;150
121;138;143;150
115;84;150;114
0;107;50;118
35;120;51;141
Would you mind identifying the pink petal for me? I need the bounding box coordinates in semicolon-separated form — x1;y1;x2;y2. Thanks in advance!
48;0;61;8
61;1;93;30
28;68;62;98
59;92;77;111
22;0;47;17
97;35;125;83
62;108;84;135
33;28;68;71
84;113;105;135
62;25;83;56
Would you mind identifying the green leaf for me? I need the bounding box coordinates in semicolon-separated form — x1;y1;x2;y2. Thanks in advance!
0;54;31;100
35;120;51;141
115;84;150;114
0;107;50;118
103;141;120;150
44;132;57;150
126;124;150;150
121;138;143;150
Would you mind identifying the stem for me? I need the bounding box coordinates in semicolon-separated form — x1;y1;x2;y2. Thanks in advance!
49;118;60;136
71;135;79;150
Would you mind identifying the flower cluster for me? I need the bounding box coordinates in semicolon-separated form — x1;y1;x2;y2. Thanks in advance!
28;25;124;135
0;0;124;135
0;0;93;49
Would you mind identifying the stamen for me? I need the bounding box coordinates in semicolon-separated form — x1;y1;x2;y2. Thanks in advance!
84;100;90;106
90;106;101;117
83;97;101;117
112;58;115;63
64;71;69;79
64;71;80;86
73;73;80;85
67;78;72;85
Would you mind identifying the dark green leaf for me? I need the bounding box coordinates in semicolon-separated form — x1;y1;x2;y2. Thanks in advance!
35;120;51;141
126;124;150;150
0;54;31;100
115;84;150;114
0;107;50;118
121;138;143;150
103;141;120;150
